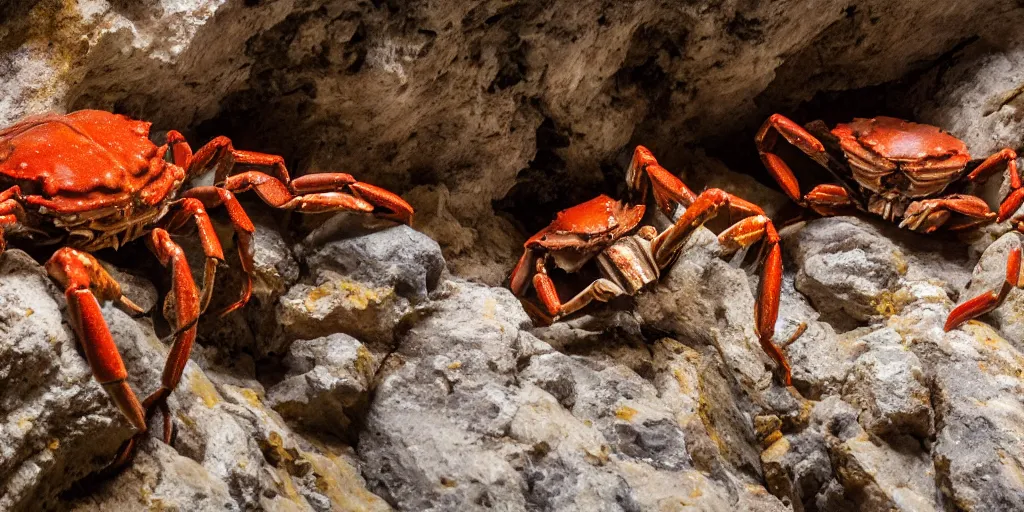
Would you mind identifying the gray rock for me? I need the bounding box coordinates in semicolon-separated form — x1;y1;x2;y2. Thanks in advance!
777;271;860;398
635;227;776;393
760;429;833;512
811;397;941;511
300;221;446;305
266;333;376;438
69;440;240;512
842;328;933;438
955;231;1024;347
361;279;788;511
358;279;530;510
277;224;444;352
0;249;389;510
786;216;970;326
927;324;1024;511
0;251;130;511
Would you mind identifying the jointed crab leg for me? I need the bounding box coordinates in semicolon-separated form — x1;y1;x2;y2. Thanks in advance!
629;146;697;213
651;188;793;384
901;194;996;233
136;228;202;448
755;114;830;203
946;245;1023;331
651;189;766;268
178;187;257;315
44;248;149;466
803;184;856;216
169;133;413;224
161;198;227;313
530;256;627;318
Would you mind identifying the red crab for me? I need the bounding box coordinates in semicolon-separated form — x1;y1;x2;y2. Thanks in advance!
0;110;413;467
509;146;801;384
755;114;1021;331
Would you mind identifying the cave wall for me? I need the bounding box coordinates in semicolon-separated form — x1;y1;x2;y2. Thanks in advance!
5;0;1024;283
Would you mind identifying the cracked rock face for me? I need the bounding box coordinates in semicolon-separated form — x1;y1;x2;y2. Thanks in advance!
5;1;1024;511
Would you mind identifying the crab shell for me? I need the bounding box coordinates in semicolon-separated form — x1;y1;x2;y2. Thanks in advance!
524;194;645;272
832;116;971;198
0;110;184;246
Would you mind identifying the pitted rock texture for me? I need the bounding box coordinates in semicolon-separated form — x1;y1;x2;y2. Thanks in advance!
6;1;1024;511
5;0;1024;284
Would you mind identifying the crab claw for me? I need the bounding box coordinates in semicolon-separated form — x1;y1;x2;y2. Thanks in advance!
998;187;1024;223
901;195;995;233
349;182;415;225
899;202;948;233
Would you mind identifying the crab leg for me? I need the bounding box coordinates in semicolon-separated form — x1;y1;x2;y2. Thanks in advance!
531;256;625;318
966;148;1019;187
509;248;536;296
651;189;764;268
803;184;856;217
0;186;26;253
162;198;227;313
652;188;795;384
216;171;413;224
173;134;413;224
178;187;256;315
901;194;996;233
755;114;831;203
946;244;1022;332
137;228;202;447
628;145;698;214
44;248;148;466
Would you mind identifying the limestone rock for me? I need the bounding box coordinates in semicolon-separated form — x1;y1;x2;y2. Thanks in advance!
635;227;778;393
360;279;787;511
69;441;239;512
0;251;130;512
812;397;941;511
785;216;970;326
776;271;859;399
276;224;444;353
266;333;376;438
841;328;933;438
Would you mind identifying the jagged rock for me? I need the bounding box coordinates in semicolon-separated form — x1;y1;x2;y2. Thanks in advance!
69;440;239;512
841;328;933;438
760;428;833;512
785;216;970;326
956;231;1024;347
276;224;444;353
634;227;779;393
360;279;788;511
357;280;531;509
0;250;388;510
811;397;941;511
776;271;859;399
924;323;1024;511
882;270;1024;510
649;338;763;477
266;333;376;438
0;251;131;512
